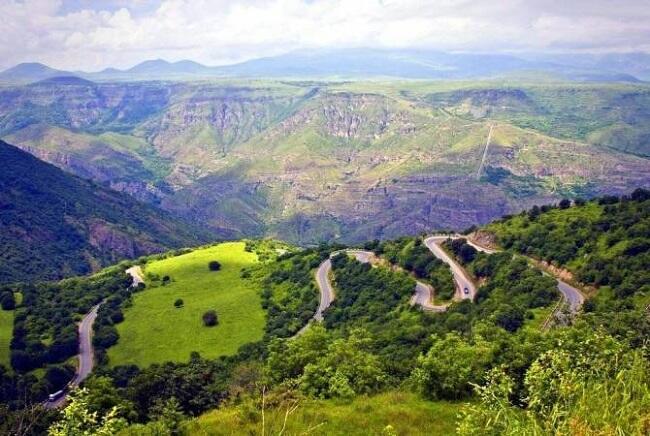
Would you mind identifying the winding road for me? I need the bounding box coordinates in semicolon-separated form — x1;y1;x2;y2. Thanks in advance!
424;236;480;301
45;266;143;408
451;234;584;313
304;249;448;333
304;234;583;335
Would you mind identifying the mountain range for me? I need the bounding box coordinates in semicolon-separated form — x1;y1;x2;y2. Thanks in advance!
1;49;649;83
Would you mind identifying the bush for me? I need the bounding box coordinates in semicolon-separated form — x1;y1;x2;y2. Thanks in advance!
0;291;15;310
174;299;184;308
208;261;221;271
202;310;218;327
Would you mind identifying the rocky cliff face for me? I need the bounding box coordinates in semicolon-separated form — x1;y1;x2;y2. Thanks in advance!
1;81;648;244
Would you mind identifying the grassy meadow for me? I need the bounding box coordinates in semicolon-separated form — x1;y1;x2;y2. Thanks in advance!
107;242;265;367
0;308;13;368
181;391;461;435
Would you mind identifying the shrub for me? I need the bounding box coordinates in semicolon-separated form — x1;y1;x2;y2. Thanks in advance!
202;310;218;327
0;291;15;310
208;261;221;271
174;299;184;308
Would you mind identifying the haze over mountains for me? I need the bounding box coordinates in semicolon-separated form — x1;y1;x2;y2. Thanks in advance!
1;49;650;83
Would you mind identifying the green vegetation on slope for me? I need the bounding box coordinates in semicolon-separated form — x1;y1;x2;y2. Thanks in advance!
0;308;13;368
486;188;650;301
369;237;455;301
3;80;649;245
108;242;264;367
180;391;460;436
0;140;213;284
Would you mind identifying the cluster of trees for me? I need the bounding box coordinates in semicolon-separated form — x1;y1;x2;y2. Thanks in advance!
93;280;144;365
0;287;15;310
253;247;328;338
446;240;558;332
10;270;131;373
370;237;455;300
326;253;415;328
490;188;650;300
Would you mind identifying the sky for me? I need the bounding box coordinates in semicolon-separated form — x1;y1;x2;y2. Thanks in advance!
2;0;650;71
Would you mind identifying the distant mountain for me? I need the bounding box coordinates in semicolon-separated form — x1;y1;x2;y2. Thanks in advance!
521;52;650;81
217;49;538;79
0;62;74;83
88;59;219;80
2;49;648;83
34;75;96;86
0;140;215;284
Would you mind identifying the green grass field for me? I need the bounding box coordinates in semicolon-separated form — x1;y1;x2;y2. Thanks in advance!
108;242;265;367
0;308;14;368
181;391;461;435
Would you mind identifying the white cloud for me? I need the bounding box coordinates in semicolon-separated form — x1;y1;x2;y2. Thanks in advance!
1;0;650;70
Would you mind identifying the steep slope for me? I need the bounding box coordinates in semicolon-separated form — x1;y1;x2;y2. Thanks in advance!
0;140;214;284
1;81;649;244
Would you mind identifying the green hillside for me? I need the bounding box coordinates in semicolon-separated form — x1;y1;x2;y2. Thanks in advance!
0;308;13;368
107;242;265;367
178;391;459;436
0;140;215;284
2;80;648;244
485;188;650;303
2;190;648;435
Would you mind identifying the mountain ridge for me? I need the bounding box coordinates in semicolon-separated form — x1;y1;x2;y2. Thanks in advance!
2;49;649;83
0;140;217;284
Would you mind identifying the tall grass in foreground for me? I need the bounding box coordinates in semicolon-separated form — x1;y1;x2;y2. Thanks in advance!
458;345;650;435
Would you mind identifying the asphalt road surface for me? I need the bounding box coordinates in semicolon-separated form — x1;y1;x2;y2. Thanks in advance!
45;303;100;409
464;236;584;313
45;266;142;408
424;236;477;300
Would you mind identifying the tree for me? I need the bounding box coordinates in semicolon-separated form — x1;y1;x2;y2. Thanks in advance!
411;333;494;400
202;310;218;327
558;198;571;209
47;388;127;436
0;291;15;310
173;299;184;308
147;397;185;435
208;261;221;271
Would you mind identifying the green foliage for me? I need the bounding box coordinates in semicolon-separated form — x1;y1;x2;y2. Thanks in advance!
147;397;185;435
48;388;127;436
173;299;183;308
251;247;326;338
300;329;387;399
11;270;131;372
202;310;218;327
489;190;650;299
0;140;212;285
458;329;650;435
326;254;415;328
411;332;494;400
267;327;386;399
376;237;455;300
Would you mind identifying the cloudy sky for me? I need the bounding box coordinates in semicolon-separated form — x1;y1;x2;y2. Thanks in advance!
2;0;650;71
